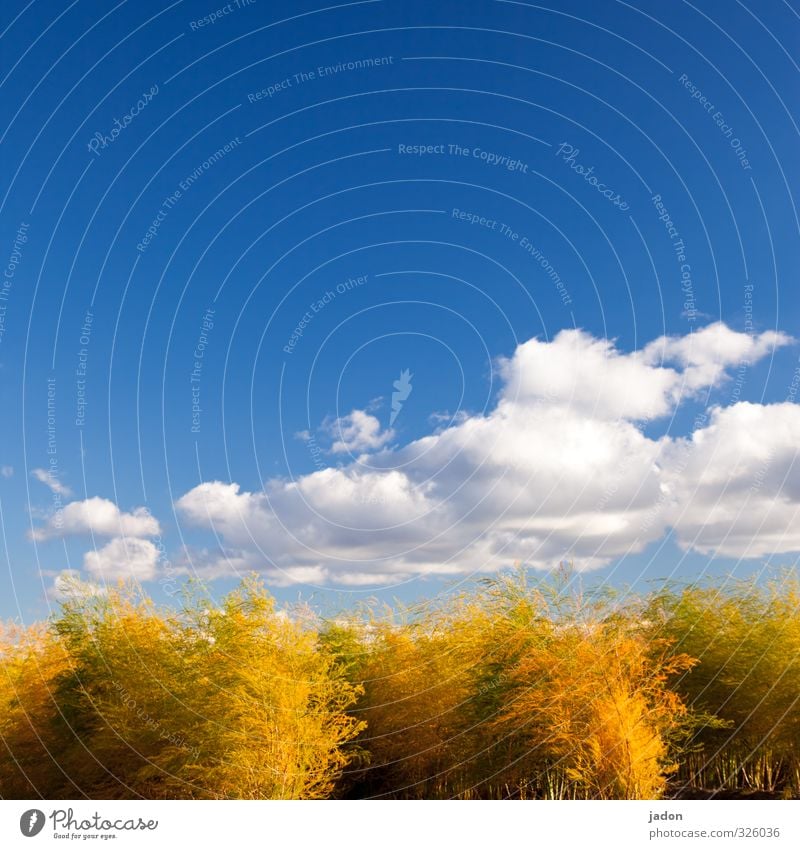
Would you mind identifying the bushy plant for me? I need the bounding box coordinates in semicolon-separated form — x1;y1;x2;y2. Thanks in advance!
646;573;800;796
0;577;364;799
2;569;797;800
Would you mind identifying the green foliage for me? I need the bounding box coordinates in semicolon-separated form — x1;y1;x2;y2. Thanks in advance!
645;573;800;795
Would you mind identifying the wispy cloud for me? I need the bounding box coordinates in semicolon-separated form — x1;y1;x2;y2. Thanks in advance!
31;467;72;497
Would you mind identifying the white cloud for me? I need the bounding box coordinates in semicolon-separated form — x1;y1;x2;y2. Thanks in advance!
175;323;799;586
0;466;13;478
662;402;800;558
429;410;471;428
31;467;72;497
498;322;792;421
323;409;394;454
32;497;160;541
84;537;160;581
497;329;679;420
642;322;793;394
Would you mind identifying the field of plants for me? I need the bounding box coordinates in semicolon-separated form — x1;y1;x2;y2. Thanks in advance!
1;569;798;800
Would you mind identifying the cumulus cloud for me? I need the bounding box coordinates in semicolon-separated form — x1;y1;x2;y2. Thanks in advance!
84;537;160;581
1;466;13;478
498;322;792;421
31;467;72;497
322;409;395;454
32;496;160;541
176;323;799;586
662;402;800;558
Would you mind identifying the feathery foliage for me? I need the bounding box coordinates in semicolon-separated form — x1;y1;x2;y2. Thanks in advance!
1;570;798;799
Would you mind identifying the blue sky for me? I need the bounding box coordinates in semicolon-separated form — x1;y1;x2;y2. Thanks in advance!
1;0;799;621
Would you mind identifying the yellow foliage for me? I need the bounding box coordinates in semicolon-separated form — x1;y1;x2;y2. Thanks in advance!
1;569;797;799
0;577;363;799
494;620;694;799
0;622;73;796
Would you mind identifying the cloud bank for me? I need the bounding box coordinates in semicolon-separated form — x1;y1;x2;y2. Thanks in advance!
174;322;800;586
